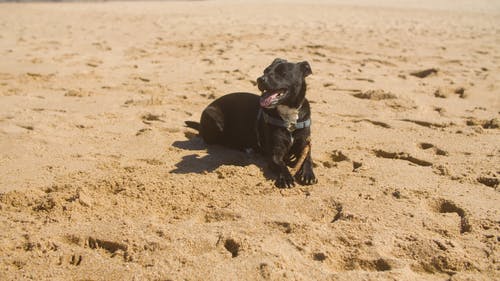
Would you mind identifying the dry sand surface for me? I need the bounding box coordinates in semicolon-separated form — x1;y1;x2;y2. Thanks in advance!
0;0;499;280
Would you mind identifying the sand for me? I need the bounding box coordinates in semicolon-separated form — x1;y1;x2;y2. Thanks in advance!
0;0;499;280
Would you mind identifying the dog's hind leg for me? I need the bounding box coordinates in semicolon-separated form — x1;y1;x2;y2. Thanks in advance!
200;105;225;144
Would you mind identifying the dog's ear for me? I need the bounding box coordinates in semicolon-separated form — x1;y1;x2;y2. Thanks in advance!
299;61;312;77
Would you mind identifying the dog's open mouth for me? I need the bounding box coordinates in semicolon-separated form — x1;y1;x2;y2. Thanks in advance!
260;89;286;108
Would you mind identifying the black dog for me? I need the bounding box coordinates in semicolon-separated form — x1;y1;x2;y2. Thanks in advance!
185;58;317;188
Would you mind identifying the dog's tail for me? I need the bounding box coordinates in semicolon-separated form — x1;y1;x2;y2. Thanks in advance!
185;121;201;131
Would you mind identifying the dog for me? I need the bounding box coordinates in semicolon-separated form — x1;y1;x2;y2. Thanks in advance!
185;58;317;188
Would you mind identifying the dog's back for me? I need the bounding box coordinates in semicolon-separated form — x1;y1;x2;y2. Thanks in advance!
186;92;260;150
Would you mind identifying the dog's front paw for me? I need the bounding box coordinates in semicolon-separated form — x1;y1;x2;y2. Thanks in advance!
296;165;318;185
276;172;295;188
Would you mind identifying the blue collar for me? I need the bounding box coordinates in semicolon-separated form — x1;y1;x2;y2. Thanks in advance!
257;108;311;132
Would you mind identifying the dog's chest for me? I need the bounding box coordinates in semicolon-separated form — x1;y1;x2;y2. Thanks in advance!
276;105;299;144
277;105;299;126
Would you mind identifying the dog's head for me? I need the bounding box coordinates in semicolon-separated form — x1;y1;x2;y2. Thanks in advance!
257;58;312;109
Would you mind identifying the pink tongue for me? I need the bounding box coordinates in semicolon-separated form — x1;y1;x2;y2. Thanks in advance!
260;93;278;107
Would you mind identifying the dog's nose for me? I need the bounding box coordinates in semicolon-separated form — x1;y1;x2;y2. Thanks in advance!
257;76;264;85
257;76;266;91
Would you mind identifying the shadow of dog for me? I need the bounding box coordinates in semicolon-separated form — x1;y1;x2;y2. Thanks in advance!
170;137;273;181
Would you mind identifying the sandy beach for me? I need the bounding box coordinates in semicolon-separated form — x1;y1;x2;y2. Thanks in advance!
0;0;499;280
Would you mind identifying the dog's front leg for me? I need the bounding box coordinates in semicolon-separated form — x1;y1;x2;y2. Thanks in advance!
270;145;295;188
295;149;317;185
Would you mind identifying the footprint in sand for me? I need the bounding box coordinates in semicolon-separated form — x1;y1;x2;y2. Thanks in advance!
137;158;164;166
353;119;391;129
434;86;467;99
141;113;164;124
69;254;82;266
477;175;499;189
351;90;416;112
400;119;450;129
25;72;55;82
323;150;362;171
86;58;102;68
65;89;93;97
92;41;112;51
429;198;471;234
266;221;294;234
352;89;396;100
418;143;448;156
223;238;240;258
410;68;438;78
466;117;499;129
373;149;433;167
86;236;129;260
